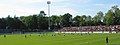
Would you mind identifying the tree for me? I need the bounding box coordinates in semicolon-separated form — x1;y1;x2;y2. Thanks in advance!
73;16;81;26
0;18;6;29
31;15;38;29
111;5;120;25
104;10;114;26
80;15;87;26
0;5;120;32
61;13;72;27
86;16;92;26
92;11;104;26
6;15;15;29
20;16;32;30
13;16;26;29
38;11;48;30
97;11;104;22
39;11;46;17
51;15;61;29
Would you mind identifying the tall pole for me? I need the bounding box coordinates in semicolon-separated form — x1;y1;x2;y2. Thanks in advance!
47;1;51;30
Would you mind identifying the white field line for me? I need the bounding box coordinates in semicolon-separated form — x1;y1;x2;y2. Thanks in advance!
54;31;117;33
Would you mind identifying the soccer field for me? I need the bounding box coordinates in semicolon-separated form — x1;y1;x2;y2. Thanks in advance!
0;33;120;45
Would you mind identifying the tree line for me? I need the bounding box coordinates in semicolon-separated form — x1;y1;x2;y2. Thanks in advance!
0;5;120;32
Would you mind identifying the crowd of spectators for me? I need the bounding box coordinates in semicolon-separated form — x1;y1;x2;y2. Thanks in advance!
58;25;120;33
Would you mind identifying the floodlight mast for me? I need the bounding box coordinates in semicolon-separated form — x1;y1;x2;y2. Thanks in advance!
47;1;51;30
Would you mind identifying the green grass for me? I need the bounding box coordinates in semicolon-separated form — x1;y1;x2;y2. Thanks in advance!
0;33;120;45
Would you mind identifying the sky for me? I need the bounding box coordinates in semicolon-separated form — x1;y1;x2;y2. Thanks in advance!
0;0;120;18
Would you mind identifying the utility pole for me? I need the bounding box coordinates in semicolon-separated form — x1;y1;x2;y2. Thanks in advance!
47;1;51;30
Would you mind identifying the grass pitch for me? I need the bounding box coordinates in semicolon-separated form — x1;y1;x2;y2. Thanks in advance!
0;33;120;45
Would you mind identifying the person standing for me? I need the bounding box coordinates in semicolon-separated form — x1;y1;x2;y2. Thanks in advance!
106;36;109;45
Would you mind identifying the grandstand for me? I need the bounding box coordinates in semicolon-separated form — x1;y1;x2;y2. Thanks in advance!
56;25;120;33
